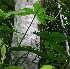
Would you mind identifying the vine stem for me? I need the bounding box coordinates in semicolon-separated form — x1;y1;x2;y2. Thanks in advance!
18;14;36;46
57;0;70;57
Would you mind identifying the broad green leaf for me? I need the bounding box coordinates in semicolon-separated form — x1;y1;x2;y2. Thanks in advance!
60;65;65;69
9;46;48;59
38;13;56;20
0;4;8;11
33;31;48;37
39;31;48;37
33;3;42;14
61;3;66;6
6;66;23;69
0;26;16;33
0;9;5;20
8;11;18;14
37;16;46;25
37;8;46;15
50;42;65;54
64;12;70;16
48;32;66;42
18;12;31;16
1;45;6;57
22;8;33;13
47;51;53;59
45;15;56;20
0;9;5;16
40;65;54;69
5;8;33;17
18;8;33;16
44;41;50;47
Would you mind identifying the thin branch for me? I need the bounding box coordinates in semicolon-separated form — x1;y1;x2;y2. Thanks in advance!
18;14;36;46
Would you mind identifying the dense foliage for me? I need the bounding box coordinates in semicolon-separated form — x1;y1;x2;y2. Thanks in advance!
0;0;70;69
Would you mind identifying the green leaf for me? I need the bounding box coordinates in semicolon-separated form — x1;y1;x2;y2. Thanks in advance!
0;9;5;17
18;12;31;16
1;45;6;57
47;51;54;59
1;56;6;64
22;8;33;13
45;15;56;20
44;41;50;47
40;65;54;69
5;8;33;17
0;4;8;11
33;31;48;37
0;26;16;33
6;66;23;69
37;16;46;25
64;12;70;16
38;13;56;20
18;8;33;16
50;42;65;54
48;32;66;42
61;3;66;6
37;8;46;15
5;11;19;18
39;31;49;37
9;46;48;59
33;3;42;14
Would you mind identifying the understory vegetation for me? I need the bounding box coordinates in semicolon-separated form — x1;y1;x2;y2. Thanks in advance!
0;0;70;69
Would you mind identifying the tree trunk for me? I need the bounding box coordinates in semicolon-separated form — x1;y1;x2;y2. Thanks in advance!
11;0;40;69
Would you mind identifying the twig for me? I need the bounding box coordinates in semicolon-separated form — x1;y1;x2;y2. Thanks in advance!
18;14;36;46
